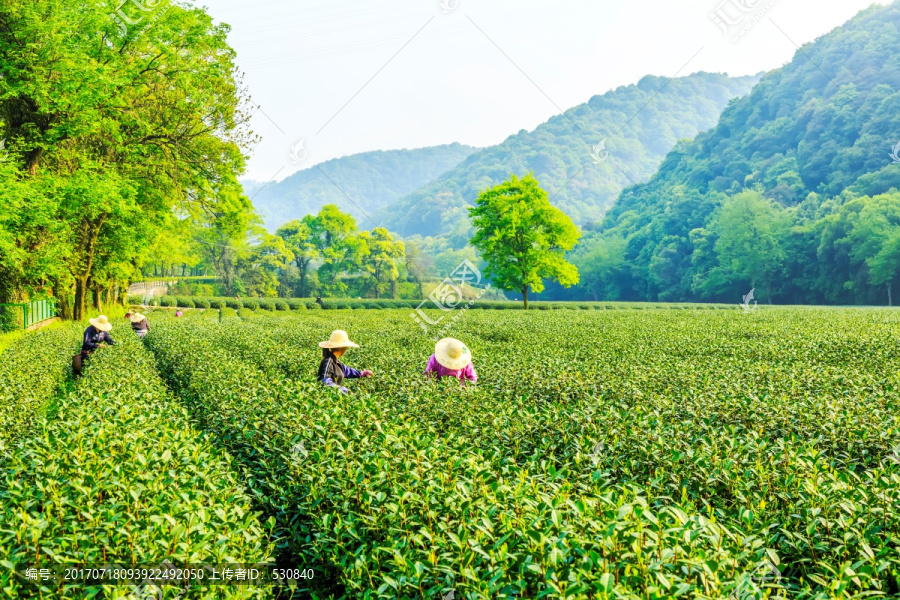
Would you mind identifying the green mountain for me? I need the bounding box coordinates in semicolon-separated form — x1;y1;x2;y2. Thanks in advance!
375;72;760;238
564;2;900;305
244;143;477;231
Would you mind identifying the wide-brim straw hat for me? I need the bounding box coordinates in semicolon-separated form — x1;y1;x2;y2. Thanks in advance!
318;329;360;349
89;315;113;332
435;337;472;370
129;312;145;324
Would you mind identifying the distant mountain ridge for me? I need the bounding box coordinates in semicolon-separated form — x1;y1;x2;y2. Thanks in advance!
244;143;478;231
374;71;761;239
562;2;900;305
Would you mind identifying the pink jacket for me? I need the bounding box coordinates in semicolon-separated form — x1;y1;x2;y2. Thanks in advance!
424;354;477;383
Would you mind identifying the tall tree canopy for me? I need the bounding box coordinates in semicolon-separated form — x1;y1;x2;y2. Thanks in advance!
469;173;580;308
0;0;256;318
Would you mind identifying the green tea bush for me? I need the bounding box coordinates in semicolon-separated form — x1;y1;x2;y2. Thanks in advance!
274;300;289;311
208;298;225;309
175;296;195;308
285;298;306;310
0;336;272;597
193;297;211;309
256;299;275;311
159;296;177;308
0;325;81;451
241;298;259;311
225;298;242;310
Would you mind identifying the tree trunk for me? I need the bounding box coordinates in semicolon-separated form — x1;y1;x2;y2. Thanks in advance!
74;276;88;321
391;279;397;300
299;266;307;298
91;281;103;312
888;282;893;307
522;285;529;310
53;280;73;321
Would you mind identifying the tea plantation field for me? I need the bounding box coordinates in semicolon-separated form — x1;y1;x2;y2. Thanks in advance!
2;306;900;599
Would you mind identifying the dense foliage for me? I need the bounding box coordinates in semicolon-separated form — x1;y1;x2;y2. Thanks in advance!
129;307;900;598
0;0;256;319
470;174;580;307
244;144;477;232
375;72;759;239
0;325;80;453
562;3;900;305
0;325;272;598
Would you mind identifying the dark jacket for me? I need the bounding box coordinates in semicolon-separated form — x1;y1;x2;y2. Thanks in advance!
81;325;115;354
317;349;361;390
132;318;149;332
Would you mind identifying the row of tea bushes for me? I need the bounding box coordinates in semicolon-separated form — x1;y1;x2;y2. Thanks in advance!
146;317;790;599
0;325;82;453
129;294;734;312
0;335;272;598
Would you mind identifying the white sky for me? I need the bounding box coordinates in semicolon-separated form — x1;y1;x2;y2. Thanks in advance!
194;0;890;182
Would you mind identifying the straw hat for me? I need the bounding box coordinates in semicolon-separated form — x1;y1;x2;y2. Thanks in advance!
434;338;472;370
318;329;360;349
129;312;145;324
89;315;113;332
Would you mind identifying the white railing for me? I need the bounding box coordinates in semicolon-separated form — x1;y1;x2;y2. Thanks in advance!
128;280;170;297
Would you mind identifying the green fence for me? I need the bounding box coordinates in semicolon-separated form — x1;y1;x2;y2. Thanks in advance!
0;300;57;332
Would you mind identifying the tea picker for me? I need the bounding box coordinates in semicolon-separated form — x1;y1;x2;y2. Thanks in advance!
425;338;478;385
73;315;116;376
130;312;150;338
317;330;374;394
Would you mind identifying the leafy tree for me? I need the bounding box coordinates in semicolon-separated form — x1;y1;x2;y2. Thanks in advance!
238;235;294;297
0;0;256;318
710;191;791;303
469;173;580;308
868;229;900;306
403;239;434;298
572;235;626;301
359;228;405;299
277;218;319;297
309;205;368;296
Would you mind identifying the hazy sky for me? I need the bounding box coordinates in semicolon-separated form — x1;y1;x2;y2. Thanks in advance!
196;0;890;182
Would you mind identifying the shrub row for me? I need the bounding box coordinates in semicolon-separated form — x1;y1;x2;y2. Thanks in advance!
129;294;733;312
0;334;272;597
0;325;81;452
